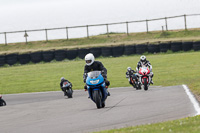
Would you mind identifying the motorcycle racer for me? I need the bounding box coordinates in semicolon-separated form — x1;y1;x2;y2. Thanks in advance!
60;77;73;96
83;53;110;96
126;67;138;86
136;55;154;84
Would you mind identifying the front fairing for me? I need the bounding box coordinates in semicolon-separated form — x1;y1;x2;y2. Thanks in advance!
86;71;104;86
138;67;150;76
86;71;107;102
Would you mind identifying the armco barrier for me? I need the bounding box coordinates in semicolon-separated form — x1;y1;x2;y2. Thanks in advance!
193;41;200;51
18;53;31;64
1;40;200;67
124;45;136;55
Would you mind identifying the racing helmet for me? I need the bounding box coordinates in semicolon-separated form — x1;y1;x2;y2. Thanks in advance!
85;53;95;66
61;77;65;82
140;55;146;62
127;67;132;72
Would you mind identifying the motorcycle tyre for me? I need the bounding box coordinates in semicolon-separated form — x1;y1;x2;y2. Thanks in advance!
93;90;102;109
0;99;6;106
67;88;73;98
144;78;148;91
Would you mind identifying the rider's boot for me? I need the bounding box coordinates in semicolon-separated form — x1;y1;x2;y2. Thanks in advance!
105;80;110;96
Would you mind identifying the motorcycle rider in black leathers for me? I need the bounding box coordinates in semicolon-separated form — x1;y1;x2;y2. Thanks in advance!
126;67;138;86
83;53;110;96
136;55;154;84
60;77;73;96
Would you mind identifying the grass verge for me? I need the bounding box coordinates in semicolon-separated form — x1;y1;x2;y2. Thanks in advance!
1;28;200;53
95;115;200;133
0;51;200;96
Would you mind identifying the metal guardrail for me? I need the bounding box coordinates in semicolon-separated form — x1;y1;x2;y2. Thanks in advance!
0;14;200;45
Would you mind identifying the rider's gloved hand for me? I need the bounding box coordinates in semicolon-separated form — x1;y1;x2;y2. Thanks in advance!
105;79;110;86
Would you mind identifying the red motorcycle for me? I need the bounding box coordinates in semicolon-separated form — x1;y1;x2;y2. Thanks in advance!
0;95;6;106
136;66;152;91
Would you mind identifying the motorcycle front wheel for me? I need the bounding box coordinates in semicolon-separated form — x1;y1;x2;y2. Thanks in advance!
93;90;102;109
143;78;148;91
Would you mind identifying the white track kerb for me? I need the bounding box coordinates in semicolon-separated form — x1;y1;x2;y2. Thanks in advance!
182;84;200;116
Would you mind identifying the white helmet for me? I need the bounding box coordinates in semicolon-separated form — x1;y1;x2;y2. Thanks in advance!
140;55;146;62
85;53;95;66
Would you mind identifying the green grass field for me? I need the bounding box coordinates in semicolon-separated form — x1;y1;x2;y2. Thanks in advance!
0;51;200;96
95;115;200;133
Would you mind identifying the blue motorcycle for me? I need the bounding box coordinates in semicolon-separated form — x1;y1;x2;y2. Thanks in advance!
86;71;108;109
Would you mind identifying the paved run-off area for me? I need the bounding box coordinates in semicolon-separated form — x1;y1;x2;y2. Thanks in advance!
0;85;199;133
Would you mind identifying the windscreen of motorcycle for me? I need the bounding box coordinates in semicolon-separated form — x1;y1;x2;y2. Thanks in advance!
87;71;101;79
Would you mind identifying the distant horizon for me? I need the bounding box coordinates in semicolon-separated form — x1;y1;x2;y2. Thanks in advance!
0;0;200;43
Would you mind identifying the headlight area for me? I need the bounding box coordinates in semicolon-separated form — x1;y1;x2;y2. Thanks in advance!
90;79;100;84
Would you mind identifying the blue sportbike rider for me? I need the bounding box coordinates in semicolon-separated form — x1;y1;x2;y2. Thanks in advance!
83;53;110;96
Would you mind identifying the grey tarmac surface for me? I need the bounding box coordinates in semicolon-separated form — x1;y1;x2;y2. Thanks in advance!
0;86;197;133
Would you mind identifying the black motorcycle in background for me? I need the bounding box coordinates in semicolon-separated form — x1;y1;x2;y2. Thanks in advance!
0;95;6;106
126;67;141;90
62;81;73;98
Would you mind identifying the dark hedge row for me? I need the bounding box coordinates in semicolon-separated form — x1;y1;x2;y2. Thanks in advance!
0;41;200;67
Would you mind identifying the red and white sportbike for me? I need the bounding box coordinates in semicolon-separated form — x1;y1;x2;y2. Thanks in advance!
136;66;153;91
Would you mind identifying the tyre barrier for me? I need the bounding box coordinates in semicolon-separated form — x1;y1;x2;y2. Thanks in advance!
182;41;193;51
159;42;171;52
148;44;160;53
124;45;136;55
171;41;182;52
55;50;66;61
66;49;78;60
112;45;124;57
42;50;55;62
90;47;102;58
6;53;18;65
135;44;148;54
193;41;200;51
18;53;31;64
30;51;43;63
101;46;112;57
0;54;5;66
0;40;199;67
78;48;90;59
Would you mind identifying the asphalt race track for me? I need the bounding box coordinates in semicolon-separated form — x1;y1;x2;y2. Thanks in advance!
0;86;198;133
